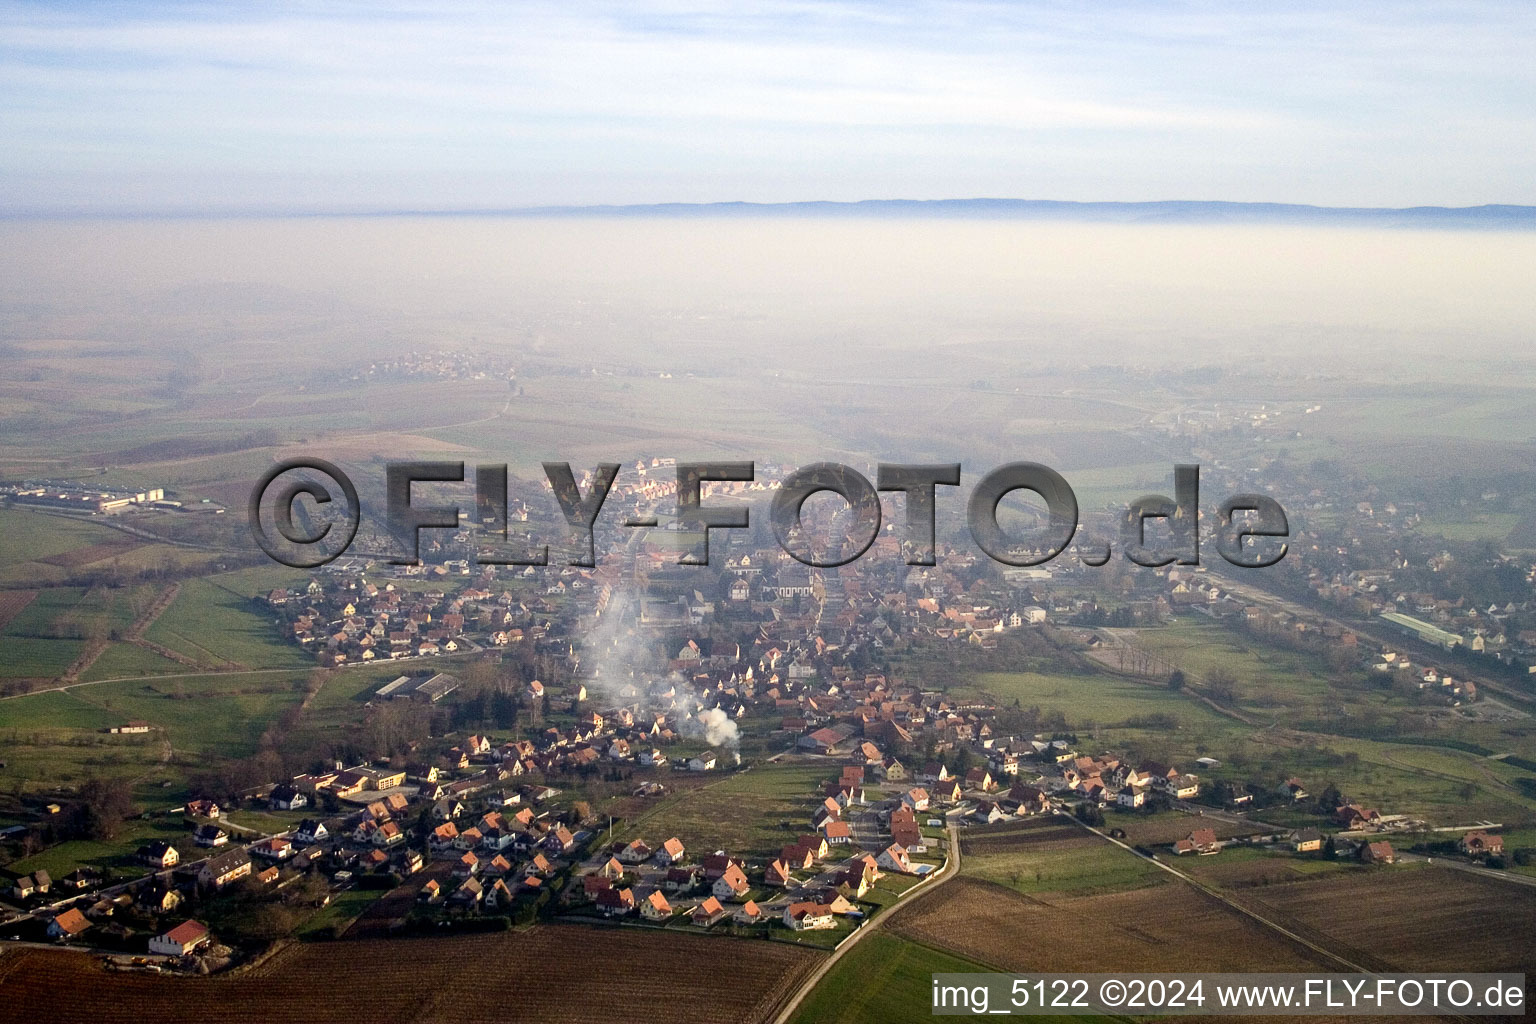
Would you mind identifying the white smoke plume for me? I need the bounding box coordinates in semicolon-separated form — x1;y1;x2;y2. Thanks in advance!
690;706;741;751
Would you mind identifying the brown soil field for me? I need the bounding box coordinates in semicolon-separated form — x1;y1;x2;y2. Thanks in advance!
0;924;821;1024
1178;855;1345;889
35;540;142;568
1108;812;1275;846
0;589;37;630
890;876;1336;973
960;819;1087;857
1239;865;1536;973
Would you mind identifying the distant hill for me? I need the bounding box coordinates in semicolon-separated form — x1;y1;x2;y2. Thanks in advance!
505;198;1536;229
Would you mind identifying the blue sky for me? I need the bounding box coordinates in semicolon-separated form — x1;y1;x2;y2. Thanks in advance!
2;1;1534;213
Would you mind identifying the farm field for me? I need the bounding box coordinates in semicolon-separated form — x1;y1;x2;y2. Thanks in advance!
787;931;1016;1024
1099;810;1274;847
966;666;1249;737
3;815;188;879
79;641;192;681
1239;863;1536;974
0;924;821;1024
960;818;1167;896
611;760;830;858
0;669;311;796
69;673;311;758
1170;844;1361;889
141;576;311;670
889;875;1336;974
0;509;212;586
1129;620;1337;704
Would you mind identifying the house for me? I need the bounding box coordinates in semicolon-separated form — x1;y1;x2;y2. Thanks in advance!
9;869;49;902
764;859;794;887
1361;841;1396;865
1007;784;1049;815
964;768;996;792
891;820;922;850
687;752;718;772
641;890;674;921
451;877;484;907
812;891;857;916
430;822;460;850
974;801;1008;825
198;849;252;890
137;882;182;913
734;900;764;925
1173;829;1220;856
139;840;180;868
1116;785;1148;809
193;824;229;848
821;819;853;844
799;727;850;755
252;837;294;860
691;896;729;926
876;843;912;874
269;784;307;810
543;825;575;853
596;887;636;916
1292;828;1324;853
1334;804;1381;829
664;866;700;891
783;901;836;931
656;837;687;865
700;852;744;880
454;851;480;878
1166;775;1200;800
185;799;220;819
712;863;751;901
619;839;653;864
1277;778;1309;802
47;908;92;941
919;762;951;785
294;819;329;845
418;879;443;904
796;834;830;861
901;787;930;812
1459;831;1503;858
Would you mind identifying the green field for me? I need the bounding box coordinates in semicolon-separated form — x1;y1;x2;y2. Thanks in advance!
80;641;192;680
0;637;84;679
4;815;189;879
611;761;830;858
963;835;1167;896
786;930;1110;1024
1127;619;1338;708
142;575;311;670
298;886;387;939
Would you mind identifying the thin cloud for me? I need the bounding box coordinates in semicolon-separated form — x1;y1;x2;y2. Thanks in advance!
0;1;1533;211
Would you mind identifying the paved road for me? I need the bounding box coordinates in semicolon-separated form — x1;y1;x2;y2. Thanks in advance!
771;823;961;1024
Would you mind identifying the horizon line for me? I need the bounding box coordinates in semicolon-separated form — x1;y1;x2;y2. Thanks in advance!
4;196;1536;226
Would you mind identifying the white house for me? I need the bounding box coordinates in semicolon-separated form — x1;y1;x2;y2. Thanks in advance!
149;919;211;956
